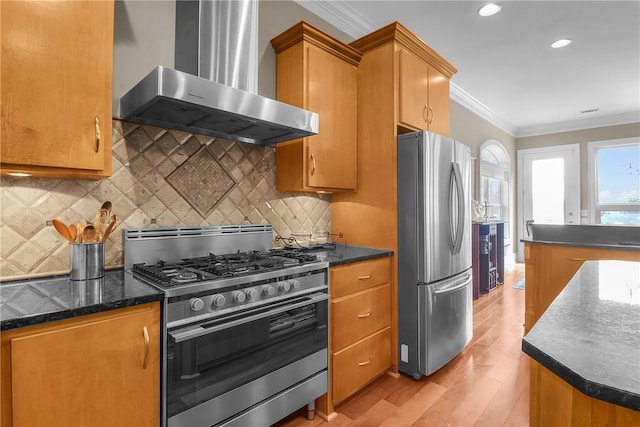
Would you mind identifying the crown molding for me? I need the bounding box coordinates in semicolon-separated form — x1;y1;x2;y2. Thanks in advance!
293;0;375;39
514;111;640;138
449;82;518;136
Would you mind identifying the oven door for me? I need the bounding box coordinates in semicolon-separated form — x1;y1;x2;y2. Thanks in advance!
166;292;328;427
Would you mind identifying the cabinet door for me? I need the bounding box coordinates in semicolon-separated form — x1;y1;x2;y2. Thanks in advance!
1;0;113;176
426;64;450;136
9;303;159;427
398;49;429;131
306;45;358;190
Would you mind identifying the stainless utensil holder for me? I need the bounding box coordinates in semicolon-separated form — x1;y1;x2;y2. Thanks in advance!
71;243;104;280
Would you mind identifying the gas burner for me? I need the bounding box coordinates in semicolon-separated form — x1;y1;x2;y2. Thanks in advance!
131;249;320;288
170;271;199;285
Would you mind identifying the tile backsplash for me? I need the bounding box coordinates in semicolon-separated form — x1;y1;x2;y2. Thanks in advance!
0;120;331;280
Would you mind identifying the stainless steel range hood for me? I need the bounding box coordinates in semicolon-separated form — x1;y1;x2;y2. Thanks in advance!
119;0;318;145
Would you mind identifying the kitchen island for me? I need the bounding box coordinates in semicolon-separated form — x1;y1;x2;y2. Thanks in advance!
522;260;640;425
521;224;640;332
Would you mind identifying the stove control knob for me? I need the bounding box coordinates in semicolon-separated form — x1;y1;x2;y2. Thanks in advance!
290;279;301;290
190;298;204;312
232;290;246;303
278;281;291;292
263;285;276;296
211;294;226;308
245;288;258;300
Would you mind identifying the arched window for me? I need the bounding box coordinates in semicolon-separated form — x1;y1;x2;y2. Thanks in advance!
479;140;511;237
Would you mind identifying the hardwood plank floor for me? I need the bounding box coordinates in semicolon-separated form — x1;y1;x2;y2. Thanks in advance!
276;263;527;427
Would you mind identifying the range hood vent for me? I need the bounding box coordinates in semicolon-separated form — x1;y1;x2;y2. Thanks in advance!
119;0;318;146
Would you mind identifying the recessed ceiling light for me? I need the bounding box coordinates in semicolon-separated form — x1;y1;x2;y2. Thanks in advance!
551;39;572;49
478;3;502;17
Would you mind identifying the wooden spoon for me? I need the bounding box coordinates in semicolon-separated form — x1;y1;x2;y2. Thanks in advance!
68;224;77;243
82;225;98;243
101;215;118;242
76;219;86;243
52;219;74;243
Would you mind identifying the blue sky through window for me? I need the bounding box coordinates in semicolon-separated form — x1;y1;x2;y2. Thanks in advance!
597;145;640;203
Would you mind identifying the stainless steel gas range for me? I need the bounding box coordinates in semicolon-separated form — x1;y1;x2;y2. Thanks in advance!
123;225;329;427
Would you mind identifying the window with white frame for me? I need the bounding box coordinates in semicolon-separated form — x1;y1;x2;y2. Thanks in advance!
588;137;640;225
479;140;511;238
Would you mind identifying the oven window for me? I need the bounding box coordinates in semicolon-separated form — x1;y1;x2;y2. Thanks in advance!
167;299;327;418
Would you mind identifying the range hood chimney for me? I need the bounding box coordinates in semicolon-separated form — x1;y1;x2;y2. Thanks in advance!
120;0;318;145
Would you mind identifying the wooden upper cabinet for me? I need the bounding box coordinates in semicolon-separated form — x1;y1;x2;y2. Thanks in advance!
1;0;114;179
271;21;362;192
398;48;451;135
350;22;456;137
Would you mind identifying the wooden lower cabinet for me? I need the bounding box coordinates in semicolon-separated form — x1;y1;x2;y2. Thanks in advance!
318;257;392;418
524;243;640;333
530;361;640;426
1;302;160;427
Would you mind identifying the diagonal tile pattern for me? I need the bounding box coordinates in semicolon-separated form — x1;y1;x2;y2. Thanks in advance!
0;120;331;280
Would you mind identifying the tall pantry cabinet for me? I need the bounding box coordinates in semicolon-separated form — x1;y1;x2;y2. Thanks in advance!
332;21;457;374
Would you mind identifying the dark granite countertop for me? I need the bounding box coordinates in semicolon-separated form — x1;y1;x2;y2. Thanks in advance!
521;238;640;252
309;244;393;266
521;223;640;251
0;269;163;331
522;260;640;411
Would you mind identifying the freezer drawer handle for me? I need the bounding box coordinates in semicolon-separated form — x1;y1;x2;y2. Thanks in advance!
358;356;373;366
433;278;470;296
357;311;373;318
357;275;372;280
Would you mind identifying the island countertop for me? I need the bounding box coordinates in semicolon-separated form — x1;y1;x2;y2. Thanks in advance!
522;260;640;411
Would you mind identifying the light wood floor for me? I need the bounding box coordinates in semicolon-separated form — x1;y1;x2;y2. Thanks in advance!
277;263;528;427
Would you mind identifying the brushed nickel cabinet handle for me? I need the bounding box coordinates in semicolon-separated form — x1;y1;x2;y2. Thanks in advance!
427;106;434;124
94;116;101;153
569;257;586;261
358;356;373;366
357;275;371;280
310;153;316;176
423;106;428;122
142;326;150;369
358;311;373;318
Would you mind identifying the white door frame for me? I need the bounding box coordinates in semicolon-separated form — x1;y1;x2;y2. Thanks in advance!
516;143;581;262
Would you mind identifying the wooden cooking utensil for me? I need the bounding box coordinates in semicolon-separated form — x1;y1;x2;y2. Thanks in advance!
68;224;77;243
52;219;74;243
101;215;118;242
82;225;98;243
76;219;86;243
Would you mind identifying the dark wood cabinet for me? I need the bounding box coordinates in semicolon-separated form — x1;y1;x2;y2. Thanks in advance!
472;222;504;298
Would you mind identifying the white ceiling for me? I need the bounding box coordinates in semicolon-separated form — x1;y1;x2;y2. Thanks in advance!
294;0;640;137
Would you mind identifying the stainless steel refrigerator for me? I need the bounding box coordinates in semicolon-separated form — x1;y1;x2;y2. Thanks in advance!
397;130;473;379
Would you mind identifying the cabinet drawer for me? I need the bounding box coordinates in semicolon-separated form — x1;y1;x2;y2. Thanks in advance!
332;284;390;351
332;327;391;404
331;257;391;298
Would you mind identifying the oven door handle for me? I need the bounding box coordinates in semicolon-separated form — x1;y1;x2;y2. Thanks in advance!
168;293;329;343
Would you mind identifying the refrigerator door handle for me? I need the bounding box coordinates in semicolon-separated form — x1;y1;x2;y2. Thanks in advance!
448;165;457;253
449;162;465;254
